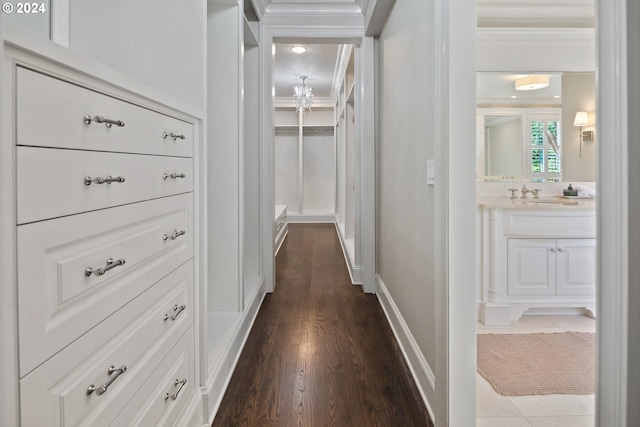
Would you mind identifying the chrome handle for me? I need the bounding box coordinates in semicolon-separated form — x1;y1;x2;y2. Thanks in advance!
85;258;126;277
550;248;557;253
87;365;127;396
165;378;187;401
84;175;126;185
557;248;565;252
163;173;186;180
163;132;186;140
163;304;186;321
163;230;186;241
84;115;125;128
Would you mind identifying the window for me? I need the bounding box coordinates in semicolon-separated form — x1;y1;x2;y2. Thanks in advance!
528;116;561;182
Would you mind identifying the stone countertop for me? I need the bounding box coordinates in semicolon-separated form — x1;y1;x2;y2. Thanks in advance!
477;196;596;210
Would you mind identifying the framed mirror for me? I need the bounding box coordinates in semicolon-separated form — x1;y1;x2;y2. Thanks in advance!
476;72;596;183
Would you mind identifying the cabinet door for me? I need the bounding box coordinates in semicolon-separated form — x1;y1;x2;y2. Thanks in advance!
556;238;597;295
507;239;556;296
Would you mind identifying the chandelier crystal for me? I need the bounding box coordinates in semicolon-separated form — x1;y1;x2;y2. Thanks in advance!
294;76;313;113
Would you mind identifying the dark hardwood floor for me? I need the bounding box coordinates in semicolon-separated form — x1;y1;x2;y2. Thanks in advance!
212;223;434;427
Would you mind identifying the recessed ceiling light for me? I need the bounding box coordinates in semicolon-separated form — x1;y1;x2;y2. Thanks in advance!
554;95;560;99
291;46;307;54
511;95;517;98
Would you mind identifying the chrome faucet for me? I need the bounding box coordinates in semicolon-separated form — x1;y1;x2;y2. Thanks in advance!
508;188;518;200
531;188;542;199
521;185;531;199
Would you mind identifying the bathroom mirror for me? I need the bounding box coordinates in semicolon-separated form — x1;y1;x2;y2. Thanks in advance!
476;72;596;183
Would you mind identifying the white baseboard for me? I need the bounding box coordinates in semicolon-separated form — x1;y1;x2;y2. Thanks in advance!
376;275;436;422
287;213;335;223
334;222;362;284
205;277;266;424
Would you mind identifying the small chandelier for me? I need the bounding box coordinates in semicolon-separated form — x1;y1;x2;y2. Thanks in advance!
294;76;313;113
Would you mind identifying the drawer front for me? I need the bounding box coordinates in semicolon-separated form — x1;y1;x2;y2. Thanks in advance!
111;329;196;427
20;261;194;427
17;67;193;157
503;210;596;238
17;146;193;224
18;194;193;375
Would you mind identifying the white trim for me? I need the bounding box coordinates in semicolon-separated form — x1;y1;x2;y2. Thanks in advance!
596;0;632;424
205;278;266;424
477;0;594;20
50;0;69;47
334;222;362;284
376;275;436;420
287;213;335;223
477;27;595;73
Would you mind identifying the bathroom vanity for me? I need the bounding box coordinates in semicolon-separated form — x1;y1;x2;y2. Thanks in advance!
477;197;596;325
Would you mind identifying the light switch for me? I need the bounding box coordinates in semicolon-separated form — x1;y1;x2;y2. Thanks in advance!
427;159;435;186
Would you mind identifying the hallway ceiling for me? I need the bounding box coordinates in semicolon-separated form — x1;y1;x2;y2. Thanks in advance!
274;43;343;108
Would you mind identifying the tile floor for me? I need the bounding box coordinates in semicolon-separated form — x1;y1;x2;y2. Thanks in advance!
476;315;596;427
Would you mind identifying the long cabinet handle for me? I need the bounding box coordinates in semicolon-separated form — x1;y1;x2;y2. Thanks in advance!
165;378;187;401
87;365;127;396
85;258;126;277
163;132;185;140
84;175;126;185
84;115;125;128
163;173;186;180
163;304;186;321
163;230;186;241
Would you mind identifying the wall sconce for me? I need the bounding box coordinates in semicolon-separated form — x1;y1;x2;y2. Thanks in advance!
573;111;593;157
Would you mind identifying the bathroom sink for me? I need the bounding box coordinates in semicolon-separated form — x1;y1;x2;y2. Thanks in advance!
522;199;578;206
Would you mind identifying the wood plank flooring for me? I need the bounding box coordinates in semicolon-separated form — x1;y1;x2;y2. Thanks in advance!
212;223;434;427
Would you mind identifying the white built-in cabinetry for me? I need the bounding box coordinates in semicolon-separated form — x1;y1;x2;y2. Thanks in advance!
478;200;597;325
275;107;336;220
3;35;201;426
507;238;596;297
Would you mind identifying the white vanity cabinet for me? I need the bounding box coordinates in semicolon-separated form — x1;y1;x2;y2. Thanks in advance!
507;238;596;297
478;199;597;325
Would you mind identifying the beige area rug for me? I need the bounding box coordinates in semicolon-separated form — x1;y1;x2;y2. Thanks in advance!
477;332;595;396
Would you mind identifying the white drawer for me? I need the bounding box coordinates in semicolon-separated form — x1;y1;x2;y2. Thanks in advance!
17;67;193;157
17;146;193;224
18;194;193;375
503;210;597;238
112;329;196;427
20;261;194;427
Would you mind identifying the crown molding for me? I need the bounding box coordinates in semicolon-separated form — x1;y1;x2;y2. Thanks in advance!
274;96;335;108
478;0;595;28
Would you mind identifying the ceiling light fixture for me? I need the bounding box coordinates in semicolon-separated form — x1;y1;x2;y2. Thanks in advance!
294;76;313;114
291;46;307;54
515;75;550;91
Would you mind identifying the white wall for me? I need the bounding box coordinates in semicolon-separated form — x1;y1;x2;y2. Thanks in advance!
207;3;242;310
244;41;261;299
562;72;596;182
377;0;437;412
486;118;522;177
68;0;205;109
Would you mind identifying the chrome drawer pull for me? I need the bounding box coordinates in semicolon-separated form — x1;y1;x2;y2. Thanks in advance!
84;115;125;128
162;132;186;140
84;175;126;185
163;304;186;321
85;258;126;277
87;365;127;396
165;378;187;401
163;172;186;180
163;230;186;241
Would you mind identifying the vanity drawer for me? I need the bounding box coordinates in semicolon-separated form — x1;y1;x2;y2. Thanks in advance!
16;67;193;157
17;146;192;224
503;210;596;238
19;261;194;427
112;329;196;427
18;194;193;375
